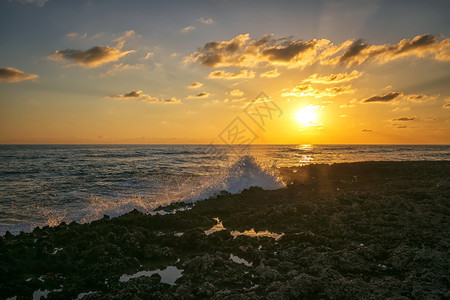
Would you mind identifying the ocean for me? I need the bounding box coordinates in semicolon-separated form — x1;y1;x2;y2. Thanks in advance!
0;144;448;234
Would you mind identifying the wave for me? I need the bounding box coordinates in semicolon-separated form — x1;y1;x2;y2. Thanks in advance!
1;155;286;235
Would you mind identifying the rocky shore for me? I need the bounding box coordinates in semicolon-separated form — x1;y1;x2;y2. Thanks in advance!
1;161;449;299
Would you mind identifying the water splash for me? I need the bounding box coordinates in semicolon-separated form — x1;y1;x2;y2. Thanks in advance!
185;155;285;202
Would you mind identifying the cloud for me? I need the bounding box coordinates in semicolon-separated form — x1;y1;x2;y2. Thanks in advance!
187;92;211;99
182;26;196;33
197;17;214;24
392;116;415;121
208;69;255;79
186;34;450;68
66;32;87;39
186;34;326;68
104;63;143;76
281;83;354;98
13;0;47;6
48;46;135;68
363;91;402;103
361;129;372;132
330;34;450;66
396;125;407;129
108;90;180;103
188;82;203;89
443;103;450;109
260;69;280;78
229;89;244;96
109;90;143;99
403;93;439;102
0;67;38;83
363;92;438;103
143;52;153;60
112;30;136;50
304;70;362;84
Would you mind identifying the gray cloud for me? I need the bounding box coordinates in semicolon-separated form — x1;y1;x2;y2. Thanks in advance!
197;17;214;24
13;0;48;6
363;92;403;103
187;92;211;99
187;34;449;68
0;67;38;83
48;46;135;68
108;90;180;103
188;82;203;89
363;91;439;103
392;116;415;121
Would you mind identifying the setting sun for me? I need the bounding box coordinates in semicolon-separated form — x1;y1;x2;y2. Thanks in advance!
295;106;320;126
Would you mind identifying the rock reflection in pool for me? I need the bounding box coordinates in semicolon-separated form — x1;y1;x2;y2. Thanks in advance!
119;266;183;285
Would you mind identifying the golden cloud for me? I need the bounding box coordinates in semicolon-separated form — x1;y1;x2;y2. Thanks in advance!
108;90;180;103
112;30;136;50
304;70;362;84
188;82;203;89
229;89;244;96
187;34;450;68
208;69;255;79
281;83;355;98
49;46;135;68
260;69;280;78
0;67;38;83
182;26;196;33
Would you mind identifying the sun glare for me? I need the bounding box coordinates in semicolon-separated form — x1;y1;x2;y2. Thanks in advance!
295;106;320;126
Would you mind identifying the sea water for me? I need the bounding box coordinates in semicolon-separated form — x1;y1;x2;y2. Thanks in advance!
0;144;448;234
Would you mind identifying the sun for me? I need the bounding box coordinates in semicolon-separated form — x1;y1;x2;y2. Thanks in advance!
294;106;320;126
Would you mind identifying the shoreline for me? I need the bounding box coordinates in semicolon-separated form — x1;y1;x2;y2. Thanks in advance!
1;161;449;299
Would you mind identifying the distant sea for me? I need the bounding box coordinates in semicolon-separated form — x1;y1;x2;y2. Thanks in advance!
0;144;449;234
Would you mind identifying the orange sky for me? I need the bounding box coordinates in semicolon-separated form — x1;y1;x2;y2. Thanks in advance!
1;0;449;144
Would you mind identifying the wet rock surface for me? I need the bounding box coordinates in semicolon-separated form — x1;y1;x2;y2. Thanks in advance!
1;161;449;299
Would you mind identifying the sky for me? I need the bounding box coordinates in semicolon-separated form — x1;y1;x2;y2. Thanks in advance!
0;0;449;144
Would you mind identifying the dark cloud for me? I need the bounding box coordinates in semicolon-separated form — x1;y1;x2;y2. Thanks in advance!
187;92;211;99
187;34;449;68
339;39;368;64
0;67;38;83
443;103;450;109
334;34;448;66
392;117;415;121
363;91;439;103
304;70;362;84
362;129;372;132
48;46;135;68
363;92;402;103
188;82;203;89
261;40;317;62
108;90;180;103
